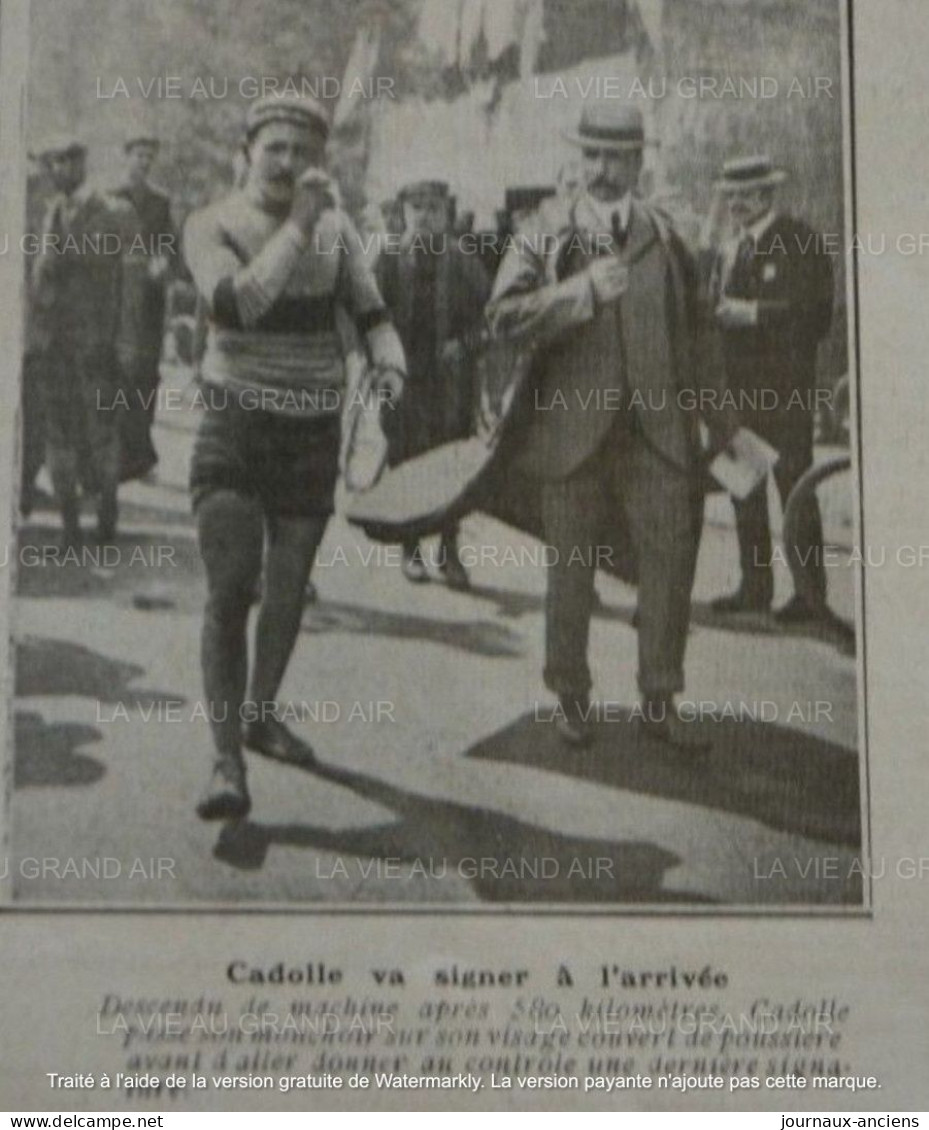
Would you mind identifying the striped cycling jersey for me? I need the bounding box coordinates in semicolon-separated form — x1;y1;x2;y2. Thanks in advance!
184;190;403;418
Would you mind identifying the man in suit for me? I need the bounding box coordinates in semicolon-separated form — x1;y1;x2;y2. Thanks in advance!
708;156;834;622
112;131;178;482
487;103;734;749
378;179;490;589
30;134;132;547
20;168;53;518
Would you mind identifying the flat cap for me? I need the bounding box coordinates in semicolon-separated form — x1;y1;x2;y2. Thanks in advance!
245;93;330;141
398;179;449;201
124;132;160;152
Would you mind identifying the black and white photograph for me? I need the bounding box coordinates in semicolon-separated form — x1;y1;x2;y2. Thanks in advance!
7;0;863;912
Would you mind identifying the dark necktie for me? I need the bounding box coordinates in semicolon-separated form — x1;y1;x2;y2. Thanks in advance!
611;209;628;252
727;232;756;296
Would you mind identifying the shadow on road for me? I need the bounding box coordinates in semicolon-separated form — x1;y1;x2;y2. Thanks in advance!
465;581;635;625
689;600;856;653
212;761;701;904
15;523;201;602
466;709;861;850
13;637;191;792
303;601;524;659
13;710;105;788
443;580;854;655
207;703;860;904
14;635;188;709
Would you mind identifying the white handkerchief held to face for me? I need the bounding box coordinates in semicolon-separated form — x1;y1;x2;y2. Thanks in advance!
710;427;780;500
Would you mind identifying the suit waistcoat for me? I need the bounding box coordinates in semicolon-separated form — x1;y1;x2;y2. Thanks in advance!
512;198;696;480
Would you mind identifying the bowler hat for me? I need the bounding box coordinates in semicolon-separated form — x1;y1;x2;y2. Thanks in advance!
505;185;556;214
562;104;658;152
245;93;330;142
30;132;86;161
715;155;787;192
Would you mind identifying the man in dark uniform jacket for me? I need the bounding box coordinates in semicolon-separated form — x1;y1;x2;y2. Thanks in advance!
112;131;178;481
378;179;490;589
708;156;834;622
20;168;53;517
30;134;132;547
488;103;736;750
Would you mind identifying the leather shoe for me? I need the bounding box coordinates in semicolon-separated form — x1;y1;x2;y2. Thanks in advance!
710;589;771;614
639;698;711;753
555;696;594;748
773;595;821;625
196;756;251;821
243;717;316;767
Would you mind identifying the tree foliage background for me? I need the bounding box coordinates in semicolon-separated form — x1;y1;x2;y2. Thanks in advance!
27;0;848;377
29;0;424;208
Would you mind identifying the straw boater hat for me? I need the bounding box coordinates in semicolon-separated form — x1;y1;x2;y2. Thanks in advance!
715;155;787;192
245;93;330;142
562;103;659;151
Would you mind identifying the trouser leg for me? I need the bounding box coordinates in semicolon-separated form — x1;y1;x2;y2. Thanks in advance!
82;356;122;540
141;353;161;462
93;416;121;541
773;427;825;603
119;356;160;477
540;465;605;700
46;441;80;539
732;478;775;605
617;436;699;699
42;356;81;542
20;352;46;511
